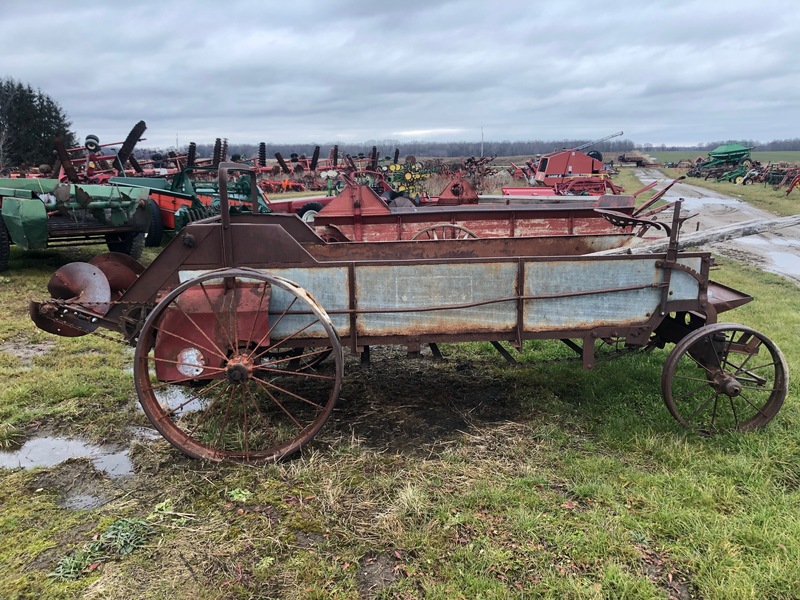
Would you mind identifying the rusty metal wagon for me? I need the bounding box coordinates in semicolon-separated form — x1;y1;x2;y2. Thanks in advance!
30;165;789;463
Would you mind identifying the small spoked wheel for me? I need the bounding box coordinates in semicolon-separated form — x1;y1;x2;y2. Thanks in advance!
134;269;343;462
411;224;479;240
662;323;788;433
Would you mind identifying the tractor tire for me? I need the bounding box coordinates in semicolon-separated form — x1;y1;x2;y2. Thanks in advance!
54;137;81;183
0;219;10;272
116;120;147;171
587;150;603;162
298;202;324;223
106;231;145;260
145;198;164;247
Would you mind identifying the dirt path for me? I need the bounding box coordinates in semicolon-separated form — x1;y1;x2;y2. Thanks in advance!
636;168;800;286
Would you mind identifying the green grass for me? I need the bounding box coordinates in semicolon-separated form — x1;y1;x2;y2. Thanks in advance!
1;215;799;597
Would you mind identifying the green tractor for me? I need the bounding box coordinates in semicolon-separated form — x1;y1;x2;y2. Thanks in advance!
0;178;152;271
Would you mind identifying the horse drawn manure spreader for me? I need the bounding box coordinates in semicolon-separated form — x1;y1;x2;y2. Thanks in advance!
30;165;789;463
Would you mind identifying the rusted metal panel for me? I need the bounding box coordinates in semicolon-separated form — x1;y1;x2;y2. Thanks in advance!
523;257;703;332
179;266;351;338
353;263;518;336
313;182;637;244
324;216;633;243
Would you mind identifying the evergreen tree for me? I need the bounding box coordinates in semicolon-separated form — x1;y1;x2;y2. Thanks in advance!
0;77;77;172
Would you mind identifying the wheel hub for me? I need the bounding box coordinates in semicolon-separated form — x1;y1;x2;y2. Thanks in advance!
713;371;742;397
225;357;253;384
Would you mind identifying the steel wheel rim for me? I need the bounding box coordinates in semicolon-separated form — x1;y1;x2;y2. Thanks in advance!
662;323;787;433
134;268;343;462
411;224;479;240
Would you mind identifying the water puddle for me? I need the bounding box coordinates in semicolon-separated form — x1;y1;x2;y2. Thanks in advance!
736;235;799;249
732;236;800;280
0;436;133;478
678;196;742;210
761;250;800;279
134;386;205;416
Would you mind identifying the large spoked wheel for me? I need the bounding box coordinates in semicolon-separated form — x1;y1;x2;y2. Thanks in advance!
662;323;788;433
134;268;343;462
411;224;479;240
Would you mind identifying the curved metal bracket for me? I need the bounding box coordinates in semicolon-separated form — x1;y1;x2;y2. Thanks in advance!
595;208;672;236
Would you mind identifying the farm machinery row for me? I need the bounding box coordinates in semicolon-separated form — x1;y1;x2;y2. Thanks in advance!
682;144;800;193
27;163;789;463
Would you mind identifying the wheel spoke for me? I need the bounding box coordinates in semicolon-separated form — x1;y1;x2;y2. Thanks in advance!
212;385;237;452
251;296;298;352
251;317;321;364
152;355;226;375
241;384;250;458
198;281;237;354
737;393;771;420
159;379;227;419
258;347;330;370
685;347;718;376
166;300;230;361
669;381;712;402
739;384;781;392
250;373;327;411
687;392;718;422
727;394;739;427
246;281;271;352
709;393;720;428
147;371;225;390
250;379;306;430
243;384;271;432
256;366;336;381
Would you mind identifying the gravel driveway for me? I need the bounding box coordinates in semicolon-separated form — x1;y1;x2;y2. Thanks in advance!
636;169;800;286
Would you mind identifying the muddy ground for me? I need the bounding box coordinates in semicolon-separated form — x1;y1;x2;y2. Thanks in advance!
636;168;800;285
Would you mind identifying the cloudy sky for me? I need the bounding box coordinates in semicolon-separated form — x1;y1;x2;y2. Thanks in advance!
4;0;799;149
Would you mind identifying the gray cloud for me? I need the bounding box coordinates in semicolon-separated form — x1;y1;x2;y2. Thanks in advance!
4;0;799;148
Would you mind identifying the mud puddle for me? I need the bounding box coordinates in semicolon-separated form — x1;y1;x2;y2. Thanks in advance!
0;339;57;369
733;235;800;278
0;436;134;477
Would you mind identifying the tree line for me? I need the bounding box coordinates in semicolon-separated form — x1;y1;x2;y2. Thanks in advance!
0;77;76;172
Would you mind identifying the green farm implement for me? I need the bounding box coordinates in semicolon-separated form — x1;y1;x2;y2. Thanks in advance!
0;178;151;271
687;144;755;178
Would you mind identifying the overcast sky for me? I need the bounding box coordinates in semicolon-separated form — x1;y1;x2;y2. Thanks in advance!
4;0;799;149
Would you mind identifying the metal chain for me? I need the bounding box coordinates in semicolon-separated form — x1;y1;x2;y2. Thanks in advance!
36;298;149;347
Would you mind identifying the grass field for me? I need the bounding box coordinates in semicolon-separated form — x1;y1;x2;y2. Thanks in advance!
1;174;799;598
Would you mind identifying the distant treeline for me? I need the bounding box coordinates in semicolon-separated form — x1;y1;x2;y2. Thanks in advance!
139;137;800;161
638;139;800;152
156;139;639;161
